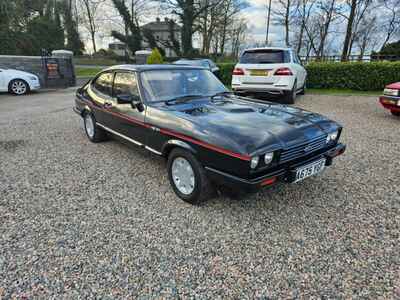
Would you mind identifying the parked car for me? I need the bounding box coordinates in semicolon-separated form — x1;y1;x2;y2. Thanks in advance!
0;68;41;95
379;82;400;117
74;65;346;204
231;47;307;104
173;59;220;77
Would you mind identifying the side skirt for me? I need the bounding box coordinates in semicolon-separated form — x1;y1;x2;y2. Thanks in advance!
96;122;162;155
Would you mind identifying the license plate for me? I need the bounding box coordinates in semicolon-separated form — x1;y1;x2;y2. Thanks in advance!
250;70;269;76
294;159;326;183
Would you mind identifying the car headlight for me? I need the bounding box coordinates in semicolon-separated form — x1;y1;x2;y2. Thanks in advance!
326;131;339;143
250;156;259;169
264;152;274;165
383;88;399;97
28;76;38;81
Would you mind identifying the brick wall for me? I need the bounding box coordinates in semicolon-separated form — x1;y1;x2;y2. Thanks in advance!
0;55;76;88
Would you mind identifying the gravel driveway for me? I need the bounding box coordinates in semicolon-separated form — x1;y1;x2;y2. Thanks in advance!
0;90;399;298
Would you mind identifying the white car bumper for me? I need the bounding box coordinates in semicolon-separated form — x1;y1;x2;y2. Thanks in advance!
28;80;41;91
232;75;295;93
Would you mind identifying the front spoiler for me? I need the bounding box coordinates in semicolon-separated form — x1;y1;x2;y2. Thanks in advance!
205;143;346;192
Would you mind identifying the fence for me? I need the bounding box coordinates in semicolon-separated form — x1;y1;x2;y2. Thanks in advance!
0;55;76;89
300;54;400;64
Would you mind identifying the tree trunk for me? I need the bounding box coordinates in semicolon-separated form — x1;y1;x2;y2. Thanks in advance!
91;32;97;53
181;1;195;56
285;1;290;46
341;0;357;61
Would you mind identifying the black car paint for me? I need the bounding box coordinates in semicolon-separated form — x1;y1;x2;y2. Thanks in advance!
74;65;345;190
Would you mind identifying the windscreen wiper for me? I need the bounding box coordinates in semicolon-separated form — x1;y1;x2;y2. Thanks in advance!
211;91;233;99
164;94;204;105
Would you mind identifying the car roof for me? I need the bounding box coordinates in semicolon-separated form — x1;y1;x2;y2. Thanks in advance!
243;47;292;52
103;64;206;72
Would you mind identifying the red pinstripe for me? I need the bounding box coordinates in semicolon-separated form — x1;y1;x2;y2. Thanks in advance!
77;98;251;161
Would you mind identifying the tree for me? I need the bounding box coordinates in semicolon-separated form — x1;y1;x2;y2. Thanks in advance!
147;48;164;64
78;0;105;53
340;0;373;61
377;40;400;56
61;0;85;55
228;17;247;57
159;0;215;56
380;0;400;48
110;0;147;57
273;0;298;46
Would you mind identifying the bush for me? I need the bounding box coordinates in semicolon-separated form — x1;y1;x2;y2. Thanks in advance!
217;63;235;86
147;48;164;64
217;61;400;91
306;62;400;91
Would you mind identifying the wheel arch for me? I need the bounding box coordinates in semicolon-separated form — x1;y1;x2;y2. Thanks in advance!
80;105;92;117
162;139;197;158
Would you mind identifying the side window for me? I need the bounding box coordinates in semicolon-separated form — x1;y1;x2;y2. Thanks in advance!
113;72;140;99
284;51;291;63
92;72;113;97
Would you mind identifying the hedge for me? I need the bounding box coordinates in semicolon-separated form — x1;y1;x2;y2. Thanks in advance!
216;62;400;91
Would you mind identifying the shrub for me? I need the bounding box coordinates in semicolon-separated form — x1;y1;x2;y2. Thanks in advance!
217;63;235;86
147;48;164;64
217;61;400;91
306;62;400;91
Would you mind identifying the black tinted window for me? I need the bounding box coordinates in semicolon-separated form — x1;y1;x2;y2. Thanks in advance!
240;50;289;64
114;72;139;98
93;72;113;96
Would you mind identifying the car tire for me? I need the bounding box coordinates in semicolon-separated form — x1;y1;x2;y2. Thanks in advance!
9;79;29;95
281;81;297;104
83;112;107;143
167;148;215;204
391;110;400;117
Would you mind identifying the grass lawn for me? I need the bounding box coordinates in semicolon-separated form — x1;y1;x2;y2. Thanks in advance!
307;88;381;96
75;67;103;77
75;57;118;66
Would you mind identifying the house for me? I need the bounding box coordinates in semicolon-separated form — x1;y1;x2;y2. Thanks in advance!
141;18;181;57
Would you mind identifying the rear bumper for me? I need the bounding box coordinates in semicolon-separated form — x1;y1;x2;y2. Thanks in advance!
379;96;400;112
232;84;292;94
205;143;346;192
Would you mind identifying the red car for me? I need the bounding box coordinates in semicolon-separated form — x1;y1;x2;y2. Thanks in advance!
379;82;400;117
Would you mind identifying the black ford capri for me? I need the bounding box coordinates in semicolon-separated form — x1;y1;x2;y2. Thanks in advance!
74;64;346;204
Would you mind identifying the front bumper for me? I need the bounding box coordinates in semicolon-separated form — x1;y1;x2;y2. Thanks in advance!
379;95;400;112
205;143;346;192
30;83;41;90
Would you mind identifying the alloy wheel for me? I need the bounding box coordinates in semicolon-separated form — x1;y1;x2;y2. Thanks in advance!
11;80;27;95
171;157;195;195
84;114;95;139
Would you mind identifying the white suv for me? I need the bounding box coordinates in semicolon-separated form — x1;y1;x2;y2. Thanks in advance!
231;47;307;104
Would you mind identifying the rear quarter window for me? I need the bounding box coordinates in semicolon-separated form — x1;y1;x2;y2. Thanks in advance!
92;72;114;97
240;50;290;64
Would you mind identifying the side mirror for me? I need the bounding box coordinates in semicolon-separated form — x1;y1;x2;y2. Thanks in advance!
116;94;144;112
116;94;133;104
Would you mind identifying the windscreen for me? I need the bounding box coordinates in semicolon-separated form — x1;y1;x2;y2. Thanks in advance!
240;50;289;64
140;69;227;102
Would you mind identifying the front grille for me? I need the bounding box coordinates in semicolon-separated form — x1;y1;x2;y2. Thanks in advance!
280;135;327;163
